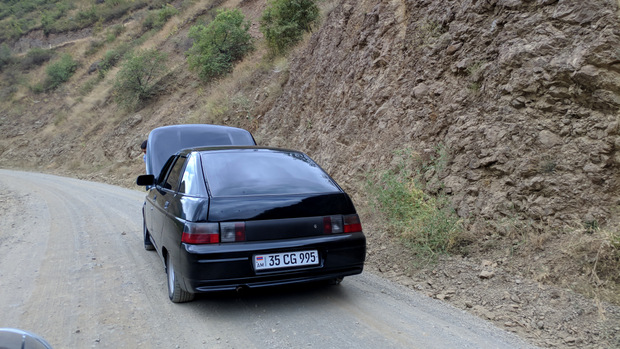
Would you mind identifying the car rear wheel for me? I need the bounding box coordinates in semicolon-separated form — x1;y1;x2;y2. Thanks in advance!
143;218;155;251
166;254;195;303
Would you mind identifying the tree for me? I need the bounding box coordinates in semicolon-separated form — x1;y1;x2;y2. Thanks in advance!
187;8;254;81
114;49;167;109
260;0;319;55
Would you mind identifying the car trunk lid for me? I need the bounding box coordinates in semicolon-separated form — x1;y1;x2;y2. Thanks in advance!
207;193;357;240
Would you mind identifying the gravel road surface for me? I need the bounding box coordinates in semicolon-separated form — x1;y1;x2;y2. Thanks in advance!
0;170;536;348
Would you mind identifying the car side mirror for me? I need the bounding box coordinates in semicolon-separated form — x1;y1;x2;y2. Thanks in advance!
136;174;155;186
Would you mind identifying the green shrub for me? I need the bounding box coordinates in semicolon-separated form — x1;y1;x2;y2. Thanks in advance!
98;42;130;77
0;0;71;41
0;0;49;21
30;82;45;94
41;2;71;36
45;53;78;90
142;4;178;31
113;48;167;109
43;1;147;35
260;0;319;55
187;8;254;81
85;39;105;56
0;17;30;42
20;47;54;70
106;24;125;42
367;149;462;260
76;5;98;26
0;44;13;71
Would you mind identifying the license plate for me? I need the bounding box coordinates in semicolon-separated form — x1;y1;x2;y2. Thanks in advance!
254;250;319;271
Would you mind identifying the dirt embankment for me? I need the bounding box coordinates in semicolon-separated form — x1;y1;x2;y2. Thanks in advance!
258;0;620;229
250;1;620;346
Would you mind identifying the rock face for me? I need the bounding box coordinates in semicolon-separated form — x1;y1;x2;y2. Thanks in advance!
258;0;620;227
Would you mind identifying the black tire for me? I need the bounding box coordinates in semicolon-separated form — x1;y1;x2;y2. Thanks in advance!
166;254;195;303
143;218;155;251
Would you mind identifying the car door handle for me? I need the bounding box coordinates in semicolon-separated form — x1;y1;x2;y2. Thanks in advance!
164;201;170;210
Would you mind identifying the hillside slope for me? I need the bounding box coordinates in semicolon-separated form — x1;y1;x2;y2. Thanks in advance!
1;0;620;347
258;0;620;228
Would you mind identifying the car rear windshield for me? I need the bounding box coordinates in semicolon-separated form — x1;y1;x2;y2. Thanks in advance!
201;150;341;197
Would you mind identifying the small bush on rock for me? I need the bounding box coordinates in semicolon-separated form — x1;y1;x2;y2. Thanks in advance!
367;148;463;261
260;0;319;56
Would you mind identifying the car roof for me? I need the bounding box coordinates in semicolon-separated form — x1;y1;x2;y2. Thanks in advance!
145;124;256;178
179;146;297;156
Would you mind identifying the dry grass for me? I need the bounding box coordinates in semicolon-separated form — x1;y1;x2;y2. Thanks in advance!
186;43;287;130
460;214;620;306
567;225;620;305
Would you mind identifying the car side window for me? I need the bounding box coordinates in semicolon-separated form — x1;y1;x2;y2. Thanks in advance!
163;156;186;192
179;153;206;196
156;156;176;186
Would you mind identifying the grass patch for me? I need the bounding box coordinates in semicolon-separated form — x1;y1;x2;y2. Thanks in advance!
142;4;179;32
367;148;463;261
409;19;445;49
569;225;620;304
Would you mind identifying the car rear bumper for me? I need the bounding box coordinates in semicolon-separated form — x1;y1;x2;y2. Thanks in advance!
176;232;366;293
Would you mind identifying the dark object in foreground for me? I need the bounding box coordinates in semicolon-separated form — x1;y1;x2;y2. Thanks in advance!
137;126;365;303
0;328;53;349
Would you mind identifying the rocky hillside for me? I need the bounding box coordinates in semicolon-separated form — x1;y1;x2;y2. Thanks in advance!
2;0;618;228
257;0;620;229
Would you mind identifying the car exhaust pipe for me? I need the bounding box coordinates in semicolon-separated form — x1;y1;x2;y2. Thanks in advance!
235;285;248;293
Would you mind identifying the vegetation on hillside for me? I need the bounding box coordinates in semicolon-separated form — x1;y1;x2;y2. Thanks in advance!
0;43;13;71
43;53;78;90
367;148;463;261
187;8;254;81
0;0;177;44
142;4;179;32
260;0;320;55
113;49;168;109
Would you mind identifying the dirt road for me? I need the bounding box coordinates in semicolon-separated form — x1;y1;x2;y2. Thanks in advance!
0;170;535;348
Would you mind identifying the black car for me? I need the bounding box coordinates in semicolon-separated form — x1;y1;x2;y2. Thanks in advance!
137;127;366;303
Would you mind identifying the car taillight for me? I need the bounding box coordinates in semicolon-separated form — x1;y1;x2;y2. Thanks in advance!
220;222;246;242
323;215;343;234
343;214;362;233
182;222;219;244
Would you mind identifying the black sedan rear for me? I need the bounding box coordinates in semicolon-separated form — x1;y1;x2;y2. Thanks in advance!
137;147;366;302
